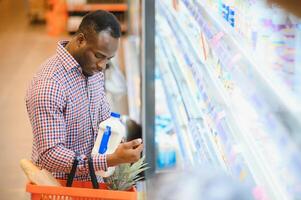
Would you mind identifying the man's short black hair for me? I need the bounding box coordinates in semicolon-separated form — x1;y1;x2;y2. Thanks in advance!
77;10;121;38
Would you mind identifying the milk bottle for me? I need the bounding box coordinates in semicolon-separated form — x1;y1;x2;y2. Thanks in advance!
92;112;126;177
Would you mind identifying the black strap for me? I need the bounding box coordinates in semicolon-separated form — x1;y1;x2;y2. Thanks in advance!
66;156;99;189
88;157;99;189
66;156;78;187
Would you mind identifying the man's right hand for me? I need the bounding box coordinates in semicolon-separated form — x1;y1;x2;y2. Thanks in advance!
106;138;144;167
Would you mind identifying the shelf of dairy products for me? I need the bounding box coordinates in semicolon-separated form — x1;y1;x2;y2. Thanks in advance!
181;0;301;147
157;30;230;170
200;0;301;92
157;35;258;190
157;29;234;168
154;70;180;171
173;3;301;198
157;3;259;196
157;1;301;199
156;48;198;166
157;4;256;177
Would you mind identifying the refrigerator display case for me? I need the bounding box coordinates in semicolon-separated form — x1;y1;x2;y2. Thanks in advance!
126;0;301;199
154;0;301;199
125;0;180;174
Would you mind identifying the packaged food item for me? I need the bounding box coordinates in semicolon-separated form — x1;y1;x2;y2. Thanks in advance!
20;159;61;186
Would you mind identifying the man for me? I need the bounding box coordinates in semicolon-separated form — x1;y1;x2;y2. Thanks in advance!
25;10;143;181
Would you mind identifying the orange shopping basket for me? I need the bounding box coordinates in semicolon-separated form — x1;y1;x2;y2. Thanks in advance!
26;180;137;200
26;156;137;200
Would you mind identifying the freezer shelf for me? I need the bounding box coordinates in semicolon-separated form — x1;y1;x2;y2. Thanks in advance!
157;4;258;191
182;0;301;148
177;2;301;197
157;1;301;199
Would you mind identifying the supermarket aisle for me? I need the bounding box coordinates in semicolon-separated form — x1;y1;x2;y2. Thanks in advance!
0;0;67;199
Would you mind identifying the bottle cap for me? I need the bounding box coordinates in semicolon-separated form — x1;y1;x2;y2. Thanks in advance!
110;112;121;118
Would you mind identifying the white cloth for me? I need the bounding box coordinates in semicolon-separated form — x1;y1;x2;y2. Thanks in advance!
104;60;128;115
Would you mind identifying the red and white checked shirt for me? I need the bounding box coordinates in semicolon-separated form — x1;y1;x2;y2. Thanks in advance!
26;41;111;181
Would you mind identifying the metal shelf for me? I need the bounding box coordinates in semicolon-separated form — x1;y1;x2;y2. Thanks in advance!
158;0;258;179
67;3;128;12
157;1;298;199
157;10;230;170
182;0;301;148
156;49;195;165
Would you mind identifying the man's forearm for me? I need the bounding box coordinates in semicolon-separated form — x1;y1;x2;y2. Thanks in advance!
40;145;107;175
39;145;75;173
106;153;121;167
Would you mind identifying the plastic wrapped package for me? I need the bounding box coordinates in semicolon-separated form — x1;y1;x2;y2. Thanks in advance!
104;60;128;115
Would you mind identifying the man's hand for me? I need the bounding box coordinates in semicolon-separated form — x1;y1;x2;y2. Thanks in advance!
107;138;143;167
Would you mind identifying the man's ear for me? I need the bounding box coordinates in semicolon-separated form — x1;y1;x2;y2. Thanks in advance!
75;33;86;48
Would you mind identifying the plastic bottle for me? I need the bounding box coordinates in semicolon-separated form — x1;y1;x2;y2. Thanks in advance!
92;112;126;177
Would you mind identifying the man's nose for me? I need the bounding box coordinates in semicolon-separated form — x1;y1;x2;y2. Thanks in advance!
96;60;107;71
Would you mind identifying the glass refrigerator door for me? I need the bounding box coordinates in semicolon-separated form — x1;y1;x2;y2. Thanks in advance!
155;0;301;199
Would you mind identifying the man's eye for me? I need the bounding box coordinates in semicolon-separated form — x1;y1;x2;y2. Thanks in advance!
95;54;105;59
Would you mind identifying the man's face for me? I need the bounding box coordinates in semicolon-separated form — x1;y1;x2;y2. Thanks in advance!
74;31;119;77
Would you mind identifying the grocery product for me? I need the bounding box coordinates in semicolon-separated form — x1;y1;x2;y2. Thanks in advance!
20;159;61;187
92;112;126;177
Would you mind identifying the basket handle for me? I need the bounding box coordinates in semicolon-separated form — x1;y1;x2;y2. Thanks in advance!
66;156;99;189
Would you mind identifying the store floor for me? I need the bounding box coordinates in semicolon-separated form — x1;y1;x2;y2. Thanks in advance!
0;0;67;199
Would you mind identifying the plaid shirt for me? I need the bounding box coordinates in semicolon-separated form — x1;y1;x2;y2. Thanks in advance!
26;41;111;181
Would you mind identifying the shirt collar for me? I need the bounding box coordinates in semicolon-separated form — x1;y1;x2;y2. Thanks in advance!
56;40;105;79
57;40;81;72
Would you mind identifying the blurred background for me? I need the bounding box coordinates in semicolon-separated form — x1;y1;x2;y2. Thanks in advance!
0;0;129;199
0;0;64;199
1;0;301;199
